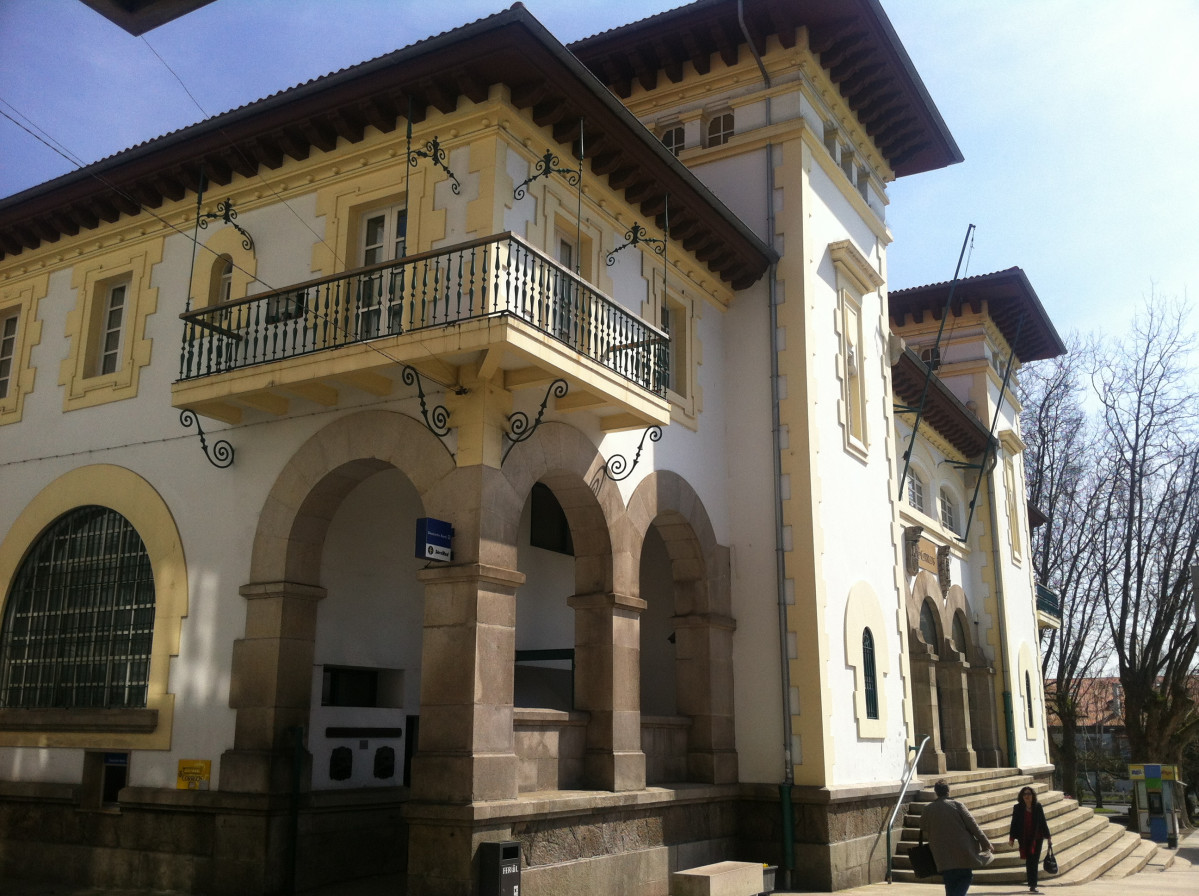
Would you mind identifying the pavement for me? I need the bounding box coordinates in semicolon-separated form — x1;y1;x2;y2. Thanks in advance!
5;830;1196;896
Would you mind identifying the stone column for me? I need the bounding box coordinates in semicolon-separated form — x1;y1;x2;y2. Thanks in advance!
221;581;326;794
910;651;947;774
410;563;523;804
967;664;1003;767
937;659;978;771
674;611;738;783
569;591;646;791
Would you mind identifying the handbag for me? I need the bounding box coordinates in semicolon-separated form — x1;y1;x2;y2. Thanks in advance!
1043;844;1058;875
909;833;938;879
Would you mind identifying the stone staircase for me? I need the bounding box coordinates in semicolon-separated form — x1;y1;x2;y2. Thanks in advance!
892;768;1157;886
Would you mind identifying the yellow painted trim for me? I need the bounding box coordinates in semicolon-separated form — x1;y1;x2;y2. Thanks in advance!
0;273;47;425
844;582;888;739
59;238;163;411
190;223;258;308
0;465;186;748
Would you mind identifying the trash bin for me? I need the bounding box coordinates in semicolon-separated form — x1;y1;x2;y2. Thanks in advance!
479;840;521;896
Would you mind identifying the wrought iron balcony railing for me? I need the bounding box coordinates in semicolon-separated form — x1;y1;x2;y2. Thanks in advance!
178;232;668;395
1036;583;1062;618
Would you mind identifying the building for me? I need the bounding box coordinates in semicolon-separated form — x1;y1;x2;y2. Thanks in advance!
0;1;1062;893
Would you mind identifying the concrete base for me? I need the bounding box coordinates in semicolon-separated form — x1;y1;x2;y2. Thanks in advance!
671;861;764;896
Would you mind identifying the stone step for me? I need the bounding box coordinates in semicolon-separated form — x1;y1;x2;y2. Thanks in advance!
1097;836;1159;879
890;767;1147;887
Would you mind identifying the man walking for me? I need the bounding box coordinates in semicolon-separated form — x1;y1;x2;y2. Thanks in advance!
919;779;994;896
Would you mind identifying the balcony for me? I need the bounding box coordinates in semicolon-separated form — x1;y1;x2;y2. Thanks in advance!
173;232;670;430
1035;583;1062;629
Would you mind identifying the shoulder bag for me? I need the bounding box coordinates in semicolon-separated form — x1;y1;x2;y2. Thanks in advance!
1043;843;1058;875
909;831;938;879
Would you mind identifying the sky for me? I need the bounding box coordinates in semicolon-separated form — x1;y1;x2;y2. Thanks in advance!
1;0;1196;345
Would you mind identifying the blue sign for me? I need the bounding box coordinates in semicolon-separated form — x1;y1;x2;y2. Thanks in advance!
416;517;453;562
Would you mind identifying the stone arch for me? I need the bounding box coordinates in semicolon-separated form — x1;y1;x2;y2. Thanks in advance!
627;470;736;784
944;584;1002;766
501;421;623;597
907;572;976;772
249;410;455;584
224;411;455;794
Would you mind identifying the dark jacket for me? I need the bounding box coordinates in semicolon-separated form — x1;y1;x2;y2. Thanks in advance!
1008;801;1051;859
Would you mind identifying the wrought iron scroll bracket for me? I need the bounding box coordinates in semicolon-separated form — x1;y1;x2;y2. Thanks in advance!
502;379;568;464
401;365;452;439
514;149;581;200
180;409;234;469
197;198;254;252
606;222;666;266
597;425;662;484
408;135;462;195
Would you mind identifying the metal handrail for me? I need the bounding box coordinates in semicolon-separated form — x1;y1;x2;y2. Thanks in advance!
885;735;930;883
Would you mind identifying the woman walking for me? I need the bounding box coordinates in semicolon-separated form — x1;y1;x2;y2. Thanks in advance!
1008;786;1052;894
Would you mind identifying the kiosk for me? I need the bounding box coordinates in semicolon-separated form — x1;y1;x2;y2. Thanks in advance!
1129;763;1181;847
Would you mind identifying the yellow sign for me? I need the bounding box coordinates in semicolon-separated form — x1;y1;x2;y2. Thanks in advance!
1162;766;1178;781
177;759;211;791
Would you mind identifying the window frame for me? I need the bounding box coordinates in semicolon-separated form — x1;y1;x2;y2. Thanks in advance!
705;111;734;147
95;280;128;376
862;628;879;720
660;124;685;157
0;310;18;400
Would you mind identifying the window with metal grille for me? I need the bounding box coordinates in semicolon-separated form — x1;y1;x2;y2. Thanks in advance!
0;506;155;709
862;628;879;720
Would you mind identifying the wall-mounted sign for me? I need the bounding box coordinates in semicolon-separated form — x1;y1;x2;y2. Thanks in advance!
917;537;939;575
177;759;211;790
416;517;453;562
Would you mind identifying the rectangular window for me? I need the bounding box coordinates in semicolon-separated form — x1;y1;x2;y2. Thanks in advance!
661;125;684;157
706;112;734;147
357;203;407;338
0;312;17;399
98;282;127;375
661;300;687;396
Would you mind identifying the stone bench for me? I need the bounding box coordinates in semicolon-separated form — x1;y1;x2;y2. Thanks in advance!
670;861;766;896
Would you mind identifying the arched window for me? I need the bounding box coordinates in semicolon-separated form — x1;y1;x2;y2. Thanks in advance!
706;112;734;147
1025;671;1036;727
952;615;968;655
0;506;155;709
939;488;957;533
907;473;926;513
862;628;879;720
919;601;938;651
209;254;234;306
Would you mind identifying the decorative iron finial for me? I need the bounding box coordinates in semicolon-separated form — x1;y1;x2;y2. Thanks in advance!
503;379;568;464
514;149;581;200
197;198;254;252
180;409;234;469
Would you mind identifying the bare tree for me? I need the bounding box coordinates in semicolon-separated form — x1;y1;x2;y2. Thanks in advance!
1091;298;1199;765
1022;341;1111;794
